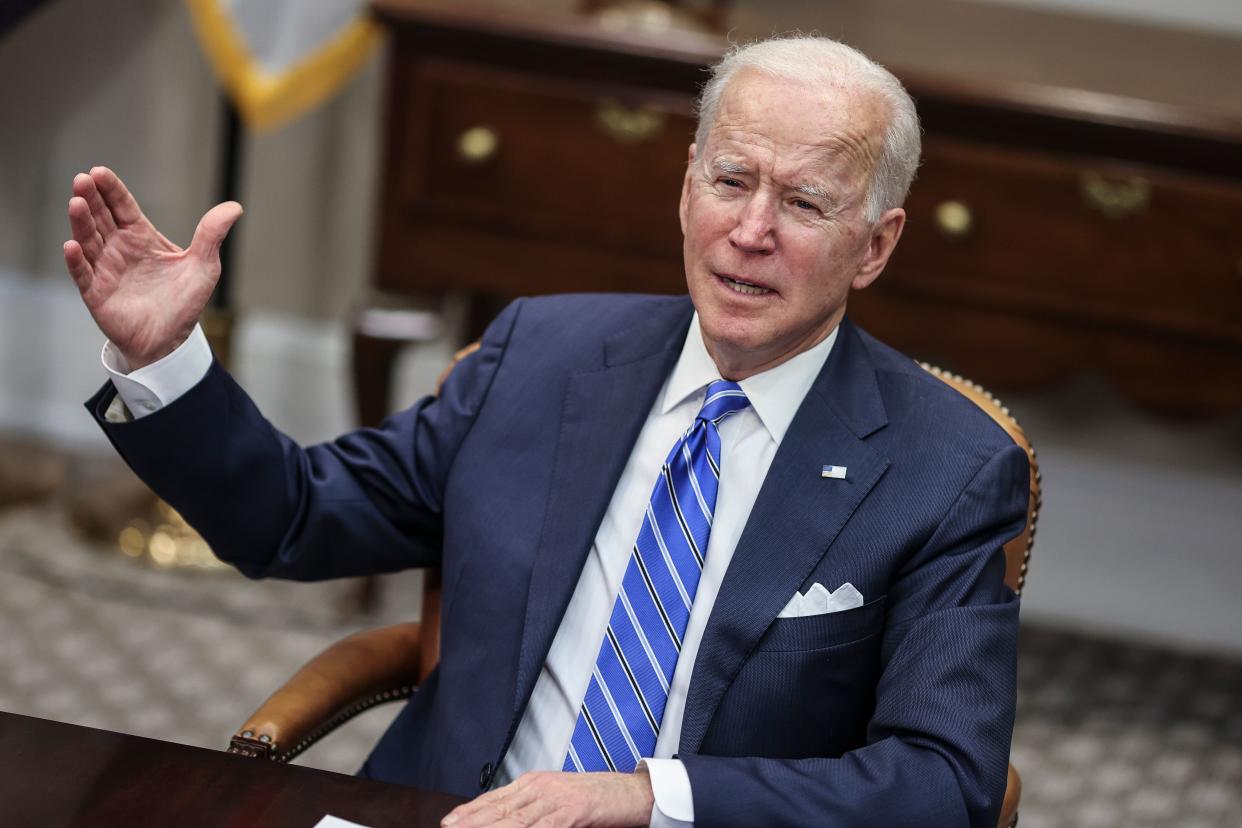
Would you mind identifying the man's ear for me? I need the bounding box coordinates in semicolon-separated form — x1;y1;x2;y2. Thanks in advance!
679;143;697;235
851;207;906;291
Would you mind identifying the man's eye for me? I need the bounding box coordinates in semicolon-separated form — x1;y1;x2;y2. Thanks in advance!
719;178;742;188
793;199;818;212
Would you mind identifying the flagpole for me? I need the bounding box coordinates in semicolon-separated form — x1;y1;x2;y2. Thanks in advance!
202;96;241;370
212;98;241;312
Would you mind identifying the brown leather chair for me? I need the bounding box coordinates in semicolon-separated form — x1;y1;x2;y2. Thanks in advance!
920;364;1038;828
229;354;1039;828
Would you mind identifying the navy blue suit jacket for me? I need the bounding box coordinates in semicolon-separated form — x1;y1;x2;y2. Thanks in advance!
90;294;1028;827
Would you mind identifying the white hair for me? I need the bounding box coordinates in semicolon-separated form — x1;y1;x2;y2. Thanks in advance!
694;35;921;223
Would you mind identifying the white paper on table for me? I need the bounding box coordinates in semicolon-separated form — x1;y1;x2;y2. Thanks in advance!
314;816;373;828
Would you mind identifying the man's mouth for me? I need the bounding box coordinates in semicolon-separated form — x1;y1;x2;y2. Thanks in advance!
716;273;773;296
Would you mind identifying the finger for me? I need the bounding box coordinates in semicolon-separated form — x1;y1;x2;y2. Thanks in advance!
186;201;243;262
509;798;556;827
73;172;117;236
443;801;507;828
63;240;94;291
90;165;144;226
68;196;104;261
460;776;529;812
444;785;528;827
448;790;507;819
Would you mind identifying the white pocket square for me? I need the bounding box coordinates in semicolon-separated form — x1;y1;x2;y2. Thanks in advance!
777;582;864;618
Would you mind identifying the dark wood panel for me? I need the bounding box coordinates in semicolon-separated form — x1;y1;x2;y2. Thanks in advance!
363;0;1242;417
410;59;693;250
849;289;1242;418
0;712;463;827
379;219;684;296
889;137;1242;343
373;0;722;92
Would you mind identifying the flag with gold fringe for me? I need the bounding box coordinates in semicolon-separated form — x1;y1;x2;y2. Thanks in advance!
185;0;383;130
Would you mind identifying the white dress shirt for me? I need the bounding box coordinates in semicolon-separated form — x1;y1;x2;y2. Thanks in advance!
493;315;836;825
101;314;838;826
101;325;214;421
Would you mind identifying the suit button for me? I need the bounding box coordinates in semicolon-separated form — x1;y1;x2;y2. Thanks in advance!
479;761;493;789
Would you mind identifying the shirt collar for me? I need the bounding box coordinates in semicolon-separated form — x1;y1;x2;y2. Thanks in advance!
660;313;839;445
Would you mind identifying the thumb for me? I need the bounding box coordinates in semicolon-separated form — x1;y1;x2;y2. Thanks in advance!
187;201;244;261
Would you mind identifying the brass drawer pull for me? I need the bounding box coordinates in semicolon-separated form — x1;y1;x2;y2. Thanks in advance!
457;126;499;164
935;200;973;240
595;98;665;144
1081;172;1150;220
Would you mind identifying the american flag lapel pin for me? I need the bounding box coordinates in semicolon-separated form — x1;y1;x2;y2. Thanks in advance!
821;464;848;479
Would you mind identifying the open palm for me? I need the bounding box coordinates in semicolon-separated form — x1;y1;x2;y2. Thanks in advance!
63;166;242;370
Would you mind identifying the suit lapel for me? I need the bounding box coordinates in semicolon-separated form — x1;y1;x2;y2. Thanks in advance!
679;318;892;753
509;299;694;727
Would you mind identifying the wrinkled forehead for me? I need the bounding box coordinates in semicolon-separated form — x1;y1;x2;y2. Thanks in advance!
704;69;887;182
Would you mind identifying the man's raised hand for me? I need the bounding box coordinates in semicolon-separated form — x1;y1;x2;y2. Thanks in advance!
63;166;242;370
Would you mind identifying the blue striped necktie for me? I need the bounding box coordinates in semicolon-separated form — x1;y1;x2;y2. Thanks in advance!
564;380;751;773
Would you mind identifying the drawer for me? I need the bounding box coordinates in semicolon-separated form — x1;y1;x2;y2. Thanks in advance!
887;138;1242;343
396;59;694;260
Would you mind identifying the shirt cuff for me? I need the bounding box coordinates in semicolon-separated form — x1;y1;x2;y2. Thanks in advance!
640;758;694;827
101;324;213;419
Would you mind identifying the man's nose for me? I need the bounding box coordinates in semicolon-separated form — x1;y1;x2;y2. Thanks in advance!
728;193;776;254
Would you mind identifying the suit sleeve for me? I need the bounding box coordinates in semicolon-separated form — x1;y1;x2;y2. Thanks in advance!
679;441;1029;828
85;299;524;581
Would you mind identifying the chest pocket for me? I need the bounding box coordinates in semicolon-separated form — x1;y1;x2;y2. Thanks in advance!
755;595;887;652
702;595;888;759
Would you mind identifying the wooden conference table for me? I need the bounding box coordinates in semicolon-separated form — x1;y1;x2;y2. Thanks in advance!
0;711;464;827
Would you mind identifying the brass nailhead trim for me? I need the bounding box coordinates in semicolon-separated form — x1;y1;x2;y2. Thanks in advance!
918;362;1041;595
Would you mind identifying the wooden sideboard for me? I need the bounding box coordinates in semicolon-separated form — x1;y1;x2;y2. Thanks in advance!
360;0;1242;421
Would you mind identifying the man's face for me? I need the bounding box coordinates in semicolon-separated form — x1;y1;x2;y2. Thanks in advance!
679;69;905;379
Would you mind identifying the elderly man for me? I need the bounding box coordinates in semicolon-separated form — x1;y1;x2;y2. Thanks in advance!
67;35;1027;828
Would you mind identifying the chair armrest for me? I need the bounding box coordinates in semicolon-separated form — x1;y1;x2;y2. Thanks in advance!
229;621;423;762
998;762;1021;828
